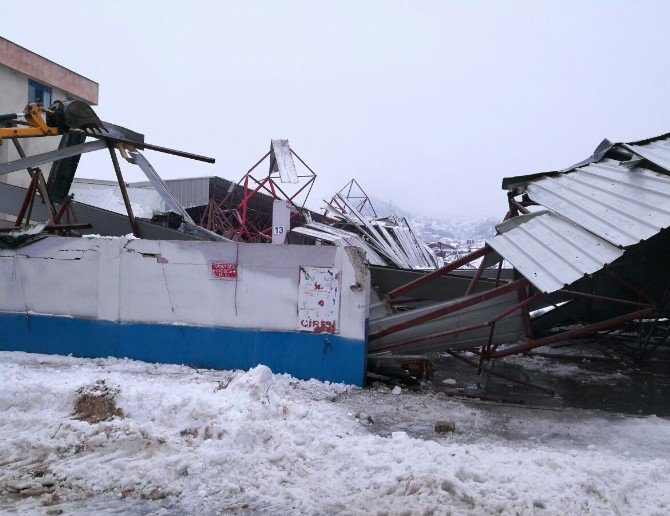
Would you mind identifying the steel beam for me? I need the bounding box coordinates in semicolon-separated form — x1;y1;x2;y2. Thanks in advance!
77;131;215;163
0;140;107;176
491;307;656;358
388;246;491;299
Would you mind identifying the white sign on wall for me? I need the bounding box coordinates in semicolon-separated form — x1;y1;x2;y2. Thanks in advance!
297;266;340;334
210;262;237;279
272;199;291;245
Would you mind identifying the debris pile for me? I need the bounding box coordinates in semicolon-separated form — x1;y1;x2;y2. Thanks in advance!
367;133;670;388
2;93;670;391
312;189;439;270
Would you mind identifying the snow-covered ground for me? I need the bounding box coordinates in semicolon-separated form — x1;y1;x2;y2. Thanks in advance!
1;351;669;515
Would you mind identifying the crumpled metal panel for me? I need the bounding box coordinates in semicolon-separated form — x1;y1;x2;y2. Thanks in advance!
626;137;670;173
322;193;438;270
270;139;298;184
291;223;387;266
487;212;624;293
128;151;194;222
526;159;670;247
368;290;524;354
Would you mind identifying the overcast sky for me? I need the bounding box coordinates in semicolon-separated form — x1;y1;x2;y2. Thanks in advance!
3;1;670;218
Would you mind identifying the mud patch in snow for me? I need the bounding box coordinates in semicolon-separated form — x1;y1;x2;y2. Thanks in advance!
72;379;124;423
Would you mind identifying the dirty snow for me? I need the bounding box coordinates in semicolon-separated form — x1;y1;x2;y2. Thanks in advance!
1;352;669;514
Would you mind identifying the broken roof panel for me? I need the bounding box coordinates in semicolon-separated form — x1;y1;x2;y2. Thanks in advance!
270;139;299;184
493;133;670;293
526;159;670;247
487;212;624;293
624;139;670;173
128;151;194;222
291;223;387;266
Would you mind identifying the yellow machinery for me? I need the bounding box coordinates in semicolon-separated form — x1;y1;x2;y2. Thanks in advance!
0;100;104;139
0;99;213;238
0;100;104;233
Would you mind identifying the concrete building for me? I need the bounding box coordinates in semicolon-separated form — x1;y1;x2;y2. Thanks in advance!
0;37;98;189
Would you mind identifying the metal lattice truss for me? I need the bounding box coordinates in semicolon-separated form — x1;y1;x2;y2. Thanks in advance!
203;140;317;242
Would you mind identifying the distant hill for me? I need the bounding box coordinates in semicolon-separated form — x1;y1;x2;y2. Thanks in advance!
369;197;498;244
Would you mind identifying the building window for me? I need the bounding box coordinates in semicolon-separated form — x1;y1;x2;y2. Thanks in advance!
28;79;52;106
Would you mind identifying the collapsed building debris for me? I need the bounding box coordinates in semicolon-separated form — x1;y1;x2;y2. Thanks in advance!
195;139;319;242
1;98;668;391
315;186;440;270
369;133;670;376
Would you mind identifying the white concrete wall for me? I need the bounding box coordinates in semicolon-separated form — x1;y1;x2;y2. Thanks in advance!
0;237;370;341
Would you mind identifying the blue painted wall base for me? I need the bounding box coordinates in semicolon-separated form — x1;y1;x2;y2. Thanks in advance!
0;312;367;386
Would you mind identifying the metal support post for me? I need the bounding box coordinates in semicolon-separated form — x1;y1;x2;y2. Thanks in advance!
107;142;140;238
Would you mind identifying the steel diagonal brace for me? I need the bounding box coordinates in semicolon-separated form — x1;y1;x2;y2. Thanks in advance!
0;140;107;176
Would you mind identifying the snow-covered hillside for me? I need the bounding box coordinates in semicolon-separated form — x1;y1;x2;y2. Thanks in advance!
370;197;499;243
409;213;498;244
1;352;669;514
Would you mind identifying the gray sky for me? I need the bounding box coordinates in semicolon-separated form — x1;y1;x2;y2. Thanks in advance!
3;1;670;218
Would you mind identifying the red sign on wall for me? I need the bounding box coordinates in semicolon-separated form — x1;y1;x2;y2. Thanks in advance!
210;262;237;279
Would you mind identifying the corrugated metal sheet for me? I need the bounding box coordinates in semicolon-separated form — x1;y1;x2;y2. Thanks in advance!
526;159;670;247
292;223;387;266
493;134;670;293
368;290;525;354
128;151;194;222
487;212;624;293
70;180;166;219
162;177;211;209
625;138;670;173
319;193;439;270
0;181;200;241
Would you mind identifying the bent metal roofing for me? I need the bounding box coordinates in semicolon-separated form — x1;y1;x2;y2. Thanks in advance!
490;133;670;293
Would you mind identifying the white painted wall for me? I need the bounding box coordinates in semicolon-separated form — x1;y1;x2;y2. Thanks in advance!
0;237;370;341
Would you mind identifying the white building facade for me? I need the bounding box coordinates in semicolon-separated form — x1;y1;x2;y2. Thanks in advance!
0;37;98;189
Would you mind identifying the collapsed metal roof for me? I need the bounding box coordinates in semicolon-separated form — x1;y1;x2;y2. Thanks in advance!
488;212;624;293
492;133;670;293
525;160;670;247
318;192;439;270
291;222;387;266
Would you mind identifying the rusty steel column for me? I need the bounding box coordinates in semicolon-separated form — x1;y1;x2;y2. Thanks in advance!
107;142;141;238
465;257;487;296
11;137;57;224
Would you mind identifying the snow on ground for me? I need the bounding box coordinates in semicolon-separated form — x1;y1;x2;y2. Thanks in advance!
1;352;669;515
